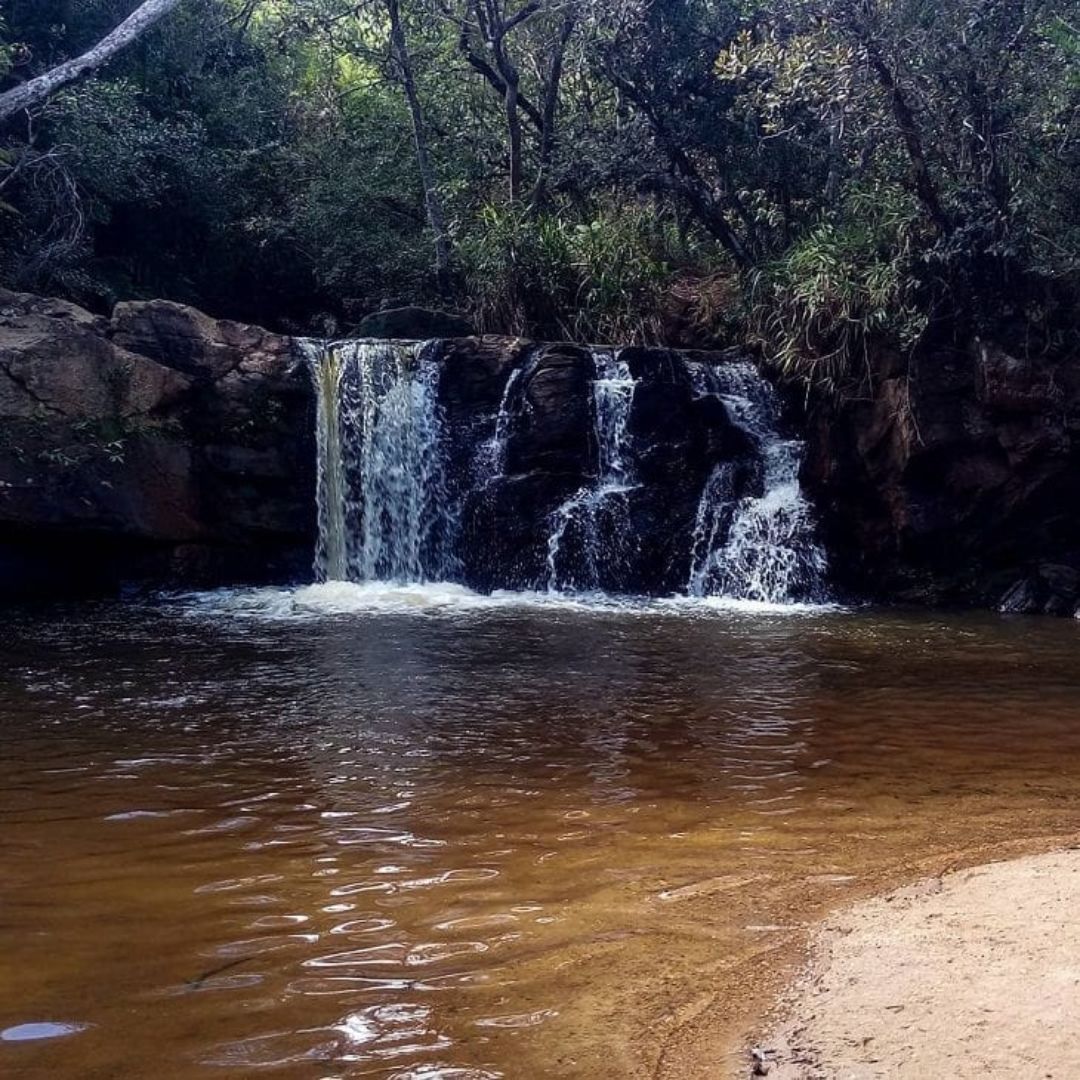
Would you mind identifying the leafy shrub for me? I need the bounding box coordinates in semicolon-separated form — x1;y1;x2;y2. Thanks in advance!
751;183;928;391
459;202;683;344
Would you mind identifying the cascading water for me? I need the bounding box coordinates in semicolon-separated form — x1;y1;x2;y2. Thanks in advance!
686;362;827;603
546;349;639;592
303;336;828;605
473;358;530;485
487;368;521;475
304;339;456;584
304;341;349;582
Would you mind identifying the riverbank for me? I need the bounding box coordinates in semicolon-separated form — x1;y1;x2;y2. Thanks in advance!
747;848;1080;1078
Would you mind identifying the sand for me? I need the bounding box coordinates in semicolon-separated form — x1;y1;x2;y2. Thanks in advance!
749;849;1080;1079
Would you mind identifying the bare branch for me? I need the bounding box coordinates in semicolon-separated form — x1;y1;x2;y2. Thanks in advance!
0;0;185;122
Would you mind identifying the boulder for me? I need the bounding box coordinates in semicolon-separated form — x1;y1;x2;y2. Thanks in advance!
999;564;1080;617
0;291;314;598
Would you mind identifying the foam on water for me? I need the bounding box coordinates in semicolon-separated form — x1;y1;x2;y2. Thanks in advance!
177;583;843;622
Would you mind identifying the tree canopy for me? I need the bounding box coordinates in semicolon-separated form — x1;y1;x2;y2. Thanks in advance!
1;0;1077;380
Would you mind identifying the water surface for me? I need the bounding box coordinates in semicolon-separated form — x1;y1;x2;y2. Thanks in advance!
3;588;1080;1078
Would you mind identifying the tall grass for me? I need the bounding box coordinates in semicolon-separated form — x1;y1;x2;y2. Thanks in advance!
459;202;685;344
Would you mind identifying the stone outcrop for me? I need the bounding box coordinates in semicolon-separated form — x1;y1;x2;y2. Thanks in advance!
440;341;753;594
0;293;766;601
6;286;1080;615
803;335;1080;613
0;289;314;598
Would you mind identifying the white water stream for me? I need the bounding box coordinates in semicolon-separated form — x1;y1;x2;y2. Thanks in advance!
303;340;827;605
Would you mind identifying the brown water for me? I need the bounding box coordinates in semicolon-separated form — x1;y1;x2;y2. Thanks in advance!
3;587;1080;1079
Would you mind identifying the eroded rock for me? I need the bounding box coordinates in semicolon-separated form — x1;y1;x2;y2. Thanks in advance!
0;290;314;598
803;334;1080;608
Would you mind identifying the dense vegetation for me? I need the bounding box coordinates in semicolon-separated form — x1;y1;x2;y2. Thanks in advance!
1;0;1078;383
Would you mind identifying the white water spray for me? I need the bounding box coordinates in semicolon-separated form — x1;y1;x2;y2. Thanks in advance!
546;349;639;592
303;340;348;582
474;364;525;483
686;362;827;603
303;339;455;584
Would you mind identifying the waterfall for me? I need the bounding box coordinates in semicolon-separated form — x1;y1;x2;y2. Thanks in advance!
302;336;828;604
546;349;638;592
304;341;348;581
303;339;455;584
474;362;527;484
686;362;827;603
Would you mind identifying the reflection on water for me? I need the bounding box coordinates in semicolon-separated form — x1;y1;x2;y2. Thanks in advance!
2;592;1080;1078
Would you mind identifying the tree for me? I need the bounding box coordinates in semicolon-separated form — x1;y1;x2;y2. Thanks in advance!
461;0;539;203
440;0;580;205
0;0;1075;348
0;0;184;122
588;0;760;266
385;0;452;290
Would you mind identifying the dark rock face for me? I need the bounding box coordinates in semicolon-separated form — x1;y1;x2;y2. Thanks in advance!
446;341;595;591
0;293;763;601
0;289;314;599
0;299;761;600
354;306;474;340
441;340;754;594
803;337;1080;613
11;285;1078;615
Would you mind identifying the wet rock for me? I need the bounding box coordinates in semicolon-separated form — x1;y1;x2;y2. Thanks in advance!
111;299;294;381
444;341;761;595
999;564;1080;617
507;344;593;476
803;334;1080;610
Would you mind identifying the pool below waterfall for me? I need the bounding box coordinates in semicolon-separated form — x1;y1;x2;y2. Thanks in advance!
4;591;1080;1078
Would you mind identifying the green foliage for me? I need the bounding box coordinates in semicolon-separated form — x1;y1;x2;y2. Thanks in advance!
56;80;206;211
0;18;15;82
0;0;1076;369
753;184;927;390
461;203;683;344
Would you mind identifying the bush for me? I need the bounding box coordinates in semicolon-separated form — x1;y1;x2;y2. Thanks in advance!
459;202;685;343
751;183;928;391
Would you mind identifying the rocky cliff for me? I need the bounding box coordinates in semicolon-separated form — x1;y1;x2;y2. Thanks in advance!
803;334;1080;615
0;290;314;598
436;339;758;595
4;288;1080;614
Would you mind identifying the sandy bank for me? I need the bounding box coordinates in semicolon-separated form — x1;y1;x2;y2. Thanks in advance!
751;849;1080;1079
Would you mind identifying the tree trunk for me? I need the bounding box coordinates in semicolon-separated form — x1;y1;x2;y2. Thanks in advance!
604;67;753;267
504;70;524;203
386;0;453;291
861;39;951;234
529;11;576;212
0;0;184;122
467;0;538;205
455;28;544;131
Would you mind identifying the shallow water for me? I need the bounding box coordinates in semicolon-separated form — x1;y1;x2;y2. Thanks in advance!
3;587;1080;1078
